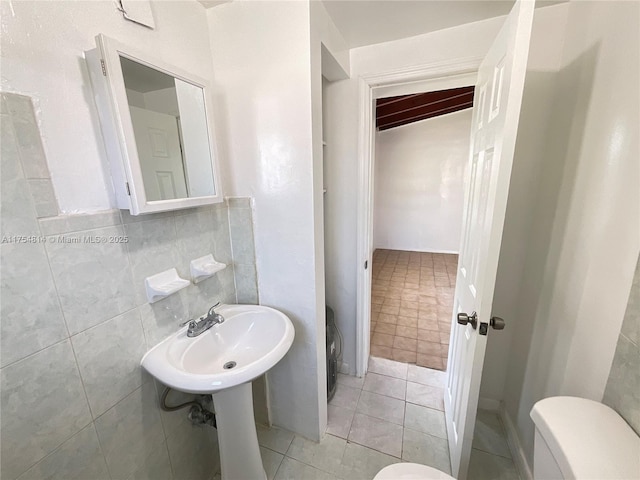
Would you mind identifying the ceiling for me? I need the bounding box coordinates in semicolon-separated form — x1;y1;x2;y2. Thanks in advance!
201;1;565;50
322;0;516;48
376;86;474;131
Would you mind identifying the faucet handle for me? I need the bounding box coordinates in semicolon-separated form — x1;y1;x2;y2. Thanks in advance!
179;318;198;328
207;302;221;317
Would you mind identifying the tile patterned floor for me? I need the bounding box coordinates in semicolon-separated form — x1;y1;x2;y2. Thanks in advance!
370;250;458;370
245;358;520;480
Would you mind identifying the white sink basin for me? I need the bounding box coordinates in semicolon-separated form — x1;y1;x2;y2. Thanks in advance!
141;304;295;480
141;304;294;393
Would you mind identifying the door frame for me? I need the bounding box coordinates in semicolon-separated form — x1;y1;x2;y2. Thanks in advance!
355;56;483;377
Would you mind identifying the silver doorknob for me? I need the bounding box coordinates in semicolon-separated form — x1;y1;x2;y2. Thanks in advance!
490;316;505;330
457;311;477;329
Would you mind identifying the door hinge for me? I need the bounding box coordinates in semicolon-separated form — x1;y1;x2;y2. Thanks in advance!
364;260;368;270
100;59;107;76
125;182;131;195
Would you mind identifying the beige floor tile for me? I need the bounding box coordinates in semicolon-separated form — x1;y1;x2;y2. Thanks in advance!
377;314;398;325
395;326;418;339
375;323;396;335
397;316;418;328
467;449;519;480
472;410;512;458
438;322;452;333
372;332;394;347
329;384;361;410
417;341;442;356
368;356;409;379
380;304;400;315
327;404;356;439
419;296;438;306
339;442;401;480
285;435;346;477
393;336;417;352
274;457;339;480
400;291;419;302
416;354;444;371
383;297;401;306
371;250;458;367
419;306;438;317
402;428;451;474
256;425;295;454
407;364;447;388
337;373;365;389
357;390;405;425
418;317;439;331
398;307;418;319
400;300;418;310
406;382;445;410
362;372;407;401
349;413;403;458
418;329;441;343
386;287;404;298
370;345;393;358
392;349;417;363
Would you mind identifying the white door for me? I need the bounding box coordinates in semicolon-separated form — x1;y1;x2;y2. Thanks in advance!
129;106;188;201
444;1;534;478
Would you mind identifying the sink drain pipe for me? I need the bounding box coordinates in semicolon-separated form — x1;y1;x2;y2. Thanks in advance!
160;387;217;428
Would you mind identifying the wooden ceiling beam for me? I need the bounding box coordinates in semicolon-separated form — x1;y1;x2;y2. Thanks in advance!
378;102;473;131
376;86;475;130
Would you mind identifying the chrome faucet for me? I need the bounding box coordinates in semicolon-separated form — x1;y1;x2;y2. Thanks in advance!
180;303;225;337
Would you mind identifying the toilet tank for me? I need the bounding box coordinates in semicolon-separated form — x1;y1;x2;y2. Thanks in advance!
530;396;640;480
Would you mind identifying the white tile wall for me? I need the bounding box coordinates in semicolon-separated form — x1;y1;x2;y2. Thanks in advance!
0;93;261;480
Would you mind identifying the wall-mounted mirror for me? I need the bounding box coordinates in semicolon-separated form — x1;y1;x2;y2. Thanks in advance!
86;34;222;214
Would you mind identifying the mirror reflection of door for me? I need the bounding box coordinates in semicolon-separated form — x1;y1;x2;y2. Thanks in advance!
129;106;188;200
120;56;216;201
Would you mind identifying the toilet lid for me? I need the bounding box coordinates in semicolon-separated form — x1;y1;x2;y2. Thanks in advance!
374;463;454;480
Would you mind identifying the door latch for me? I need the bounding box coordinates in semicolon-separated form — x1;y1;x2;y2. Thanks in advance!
480;316;505;336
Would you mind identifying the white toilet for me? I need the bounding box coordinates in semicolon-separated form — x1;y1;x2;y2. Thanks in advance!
374;396;640;480
374;463;454;480
530;396;640;479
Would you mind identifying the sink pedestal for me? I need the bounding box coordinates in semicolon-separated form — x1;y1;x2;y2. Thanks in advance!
212;382;266;480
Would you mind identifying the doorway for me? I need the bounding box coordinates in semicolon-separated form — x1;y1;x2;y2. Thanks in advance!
354;60;481;377
369;88;473;370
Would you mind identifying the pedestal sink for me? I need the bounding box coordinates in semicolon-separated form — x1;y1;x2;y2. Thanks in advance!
141;304;295;480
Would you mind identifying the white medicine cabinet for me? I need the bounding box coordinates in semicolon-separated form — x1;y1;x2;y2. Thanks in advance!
86;34;223;215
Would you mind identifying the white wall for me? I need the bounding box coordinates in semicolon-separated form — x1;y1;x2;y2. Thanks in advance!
208;0;348;441
479;2;569;405
324;17;506;375
498;0;640;467
373;110;471;253
0;0;214;213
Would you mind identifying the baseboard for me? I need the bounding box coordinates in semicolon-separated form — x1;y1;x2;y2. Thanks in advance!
478;396;501;411
500;406;533;480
